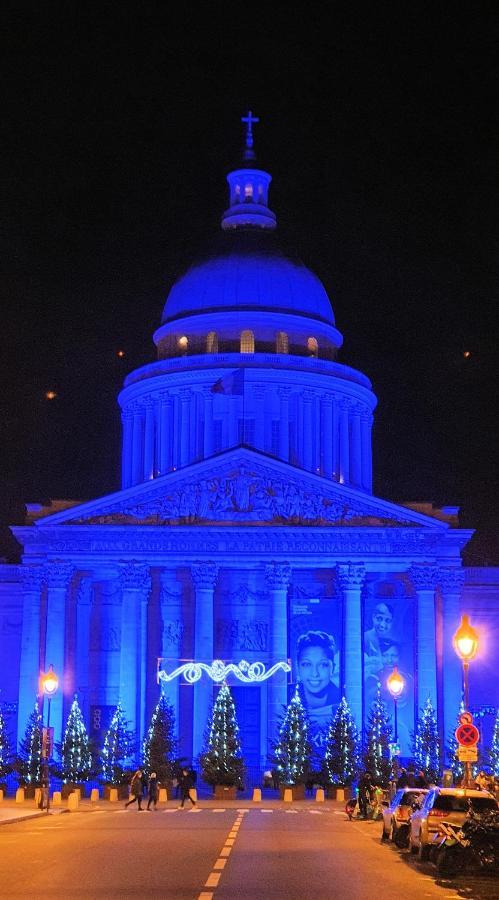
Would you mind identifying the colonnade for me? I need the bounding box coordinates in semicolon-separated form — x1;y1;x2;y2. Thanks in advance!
121;386;374;493
16;559;464;761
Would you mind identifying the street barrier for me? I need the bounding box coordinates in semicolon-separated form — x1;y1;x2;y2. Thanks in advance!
283;788;292;802
252;788;262;802
15;788;24;803
90;788;99;802
315;788;325;802
67;792;79;810
335;788;345;802
52;791;62;805
158;788;168;802
0;789;4;802
108;788;118;802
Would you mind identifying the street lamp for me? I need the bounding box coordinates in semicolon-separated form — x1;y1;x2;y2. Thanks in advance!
387;665;405;746
40;665;59;814
453;615;479;710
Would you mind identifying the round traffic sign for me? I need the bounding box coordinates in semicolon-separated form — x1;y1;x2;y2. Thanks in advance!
455;723;480;747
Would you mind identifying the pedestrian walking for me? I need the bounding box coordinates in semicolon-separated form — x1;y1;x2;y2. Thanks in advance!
357;772;372;818
147;772;159;810
125;769;144;810
178;767;196;808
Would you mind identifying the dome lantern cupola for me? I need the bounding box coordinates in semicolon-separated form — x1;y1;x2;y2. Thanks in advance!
221;111;276;231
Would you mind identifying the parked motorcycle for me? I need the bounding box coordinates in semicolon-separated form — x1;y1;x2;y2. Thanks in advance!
432;806;499;876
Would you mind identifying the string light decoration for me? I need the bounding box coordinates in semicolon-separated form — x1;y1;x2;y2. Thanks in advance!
323;696;360;786
0;705;13;781
142;693;176;782
58;696;93;784
157;658;291;685
100;701;134;786
413;697;441;783
17;701;43;785
273;687;311;786
363;684;393;787
488;709;499;778
200;683;244;788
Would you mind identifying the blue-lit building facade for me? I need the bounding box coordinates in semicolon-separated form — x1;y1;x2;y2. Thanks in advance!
1;121;498;772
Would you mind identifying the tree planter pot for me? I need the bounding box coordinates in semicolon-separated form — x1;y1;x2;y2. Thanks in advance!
61;782;87;799
23;785;37;799
103;784;129;801
279;784;305;801
326;786;351;800
214;785;238;800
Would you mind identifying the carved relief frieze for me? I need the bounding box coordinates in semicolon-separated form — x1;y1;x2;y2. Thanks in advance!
216;618;269;652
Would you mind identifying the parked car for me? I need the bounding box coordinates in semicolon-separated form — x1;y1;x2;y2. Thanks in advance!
381;788;428;847
409;787;498;861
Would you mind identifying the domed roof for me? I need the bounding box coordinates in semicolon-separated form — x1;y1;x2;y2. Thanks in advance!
161;232;335;326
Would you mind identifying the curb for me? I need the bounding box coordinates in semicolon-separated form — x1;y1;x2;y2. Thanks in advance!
0;811;45;826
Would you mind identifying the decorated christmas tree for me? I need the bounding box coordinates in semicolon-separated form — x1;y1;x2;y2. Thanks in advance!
100;701;134;785
142;693;176;782
414;697;440;783
200;683;244;788
486;708;499;778
17;701;43;785
58;696;93;784
323;696;360;786
273;688;311;786
0;706;13;781
363;685;392;787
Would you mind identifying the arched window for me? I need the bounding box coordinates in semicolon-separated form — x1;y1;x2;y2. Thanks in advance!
178;335;188;353
240;329;255;354
307;336;318;357
206;331;218;353
276;331;289;354
244;183;253;201
234;184;241;203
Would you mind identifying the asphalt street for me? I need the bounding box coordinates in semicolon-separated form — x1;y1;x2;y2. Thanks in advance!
0;804;497;900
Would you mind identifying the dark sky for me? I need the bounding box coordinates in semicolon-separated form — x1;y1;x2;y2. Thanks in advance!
2;6;498;563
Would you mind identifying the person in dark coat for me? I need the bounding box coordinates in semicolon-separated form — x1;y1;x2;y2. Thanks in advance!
125;769;144;810
358;772;372;818
178;768;196;808
415;770;428;788
147;772;159;810
396;769;409;789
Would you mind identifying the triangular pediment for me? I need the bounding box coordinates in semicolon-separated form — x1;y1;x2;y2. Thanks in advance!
37;448;448;529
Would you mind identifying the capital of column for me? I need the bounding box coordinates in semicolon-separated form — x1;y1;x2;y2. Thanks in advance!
302;390;315;403
340;398;351;412
265;561;291;589
119;561;152;592
336;562;366;590
46;561;75;589
191;561;218;589
277;386;293;400
19;565;46;592
320;394;333;406
179;388;192;402
409;564;440;591
252;385;266;401
438;566;465;594
121;407;134;423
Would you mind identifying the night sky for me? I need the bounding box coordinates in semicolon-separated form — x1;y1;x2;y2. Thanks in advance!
2;7;498;563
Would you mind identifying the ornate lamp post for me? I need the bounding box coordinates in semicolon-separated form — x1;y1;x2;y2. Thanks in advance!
387;665;405;747
39;664;59;814
453;615;479;788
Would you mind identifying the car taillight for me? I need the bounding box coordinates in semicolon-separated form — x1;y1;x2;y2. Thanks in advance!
429;810;447;817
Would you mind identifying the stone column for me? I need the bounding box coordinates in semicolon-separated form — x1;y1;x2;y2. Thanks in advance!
143;400;156;481
278;387;291;462
339;399;350;484
439;568;465;751
361;412;373;492
17;567;45;745
121;409;133;488
350;405;363;487
158;393;172;475
337;563;365;730
265;562;291;740
321;395;333;477
202;389;214;457
75;578;92;722
131;402;143;485
119;562;151;742
45;562;75;743
410;564;438;712
191;562;218;758
254;386;266;452
302;392;314;471
179;390;191;467
159;577;183;732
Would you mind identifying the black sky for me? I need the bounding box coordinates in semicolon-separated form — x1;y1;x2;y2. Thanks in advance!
2;5;498;562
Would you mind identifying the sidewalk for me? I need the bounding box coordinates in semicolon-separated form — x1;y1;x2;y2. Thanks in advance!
0;800;68;826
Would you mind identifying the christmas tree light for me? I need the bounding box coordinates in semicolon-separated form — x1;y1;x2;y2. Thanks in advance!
323;696;360;786
142;693;176;782
58;696;92;784
363;685;392;787
413;697;441;783
100;701;134;785
17;701;42;785
0;705;13;781
487;708;499;778
273;688;311;786
200;683;244;788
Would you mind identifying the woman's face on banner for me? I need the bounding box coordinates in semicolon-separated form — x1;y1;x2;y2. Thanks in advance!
298;646;333;696
372;604;393;637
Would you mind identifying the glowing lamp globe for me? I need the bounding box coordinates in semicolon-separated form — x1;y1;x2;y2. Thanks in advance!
387;665;405;699
453;615;479;662
41;664;59;697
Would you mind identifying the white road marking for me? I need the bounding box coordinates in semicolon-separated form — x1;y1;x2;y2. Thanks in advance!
212;809;226;813
285;810;298;814
205;873;221;888
260;809;273;813
198;893;213;899
213;858;227;870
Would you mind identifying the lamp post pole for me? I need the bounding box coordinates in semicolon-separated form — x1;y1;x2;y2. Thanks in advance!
387;666;405;783
453;615;479;790
40;665;59;815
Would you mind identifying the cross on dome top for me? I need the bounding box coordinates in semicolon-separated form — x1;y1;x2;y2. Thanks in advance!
241;110;259;161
